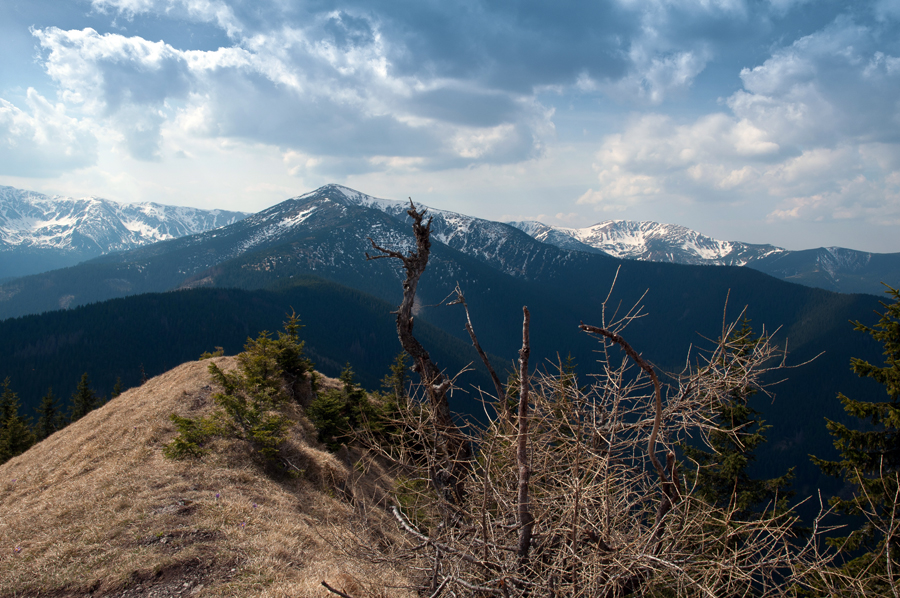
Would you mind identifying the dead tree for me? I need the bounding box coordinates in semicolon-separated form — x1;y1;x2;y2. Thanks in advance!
517;307;534;565
361;210;847;596
366;200;472;505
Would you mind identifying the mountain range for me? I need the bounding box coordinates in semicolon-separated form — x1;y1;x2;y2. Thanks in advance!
0;186;247;281
508;219;900;295
2;183;897;295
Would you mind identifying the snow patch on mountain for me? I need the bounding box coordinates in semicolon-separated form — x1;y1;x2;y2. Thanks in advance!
278;206;318;229
509;219;785;266
0;186;247;254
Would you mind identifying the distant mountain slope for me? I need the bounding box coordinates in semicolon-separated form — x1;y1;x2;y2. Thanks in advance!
0;184;597;319
0;186;247;280
0;277;496;415
509;219;900;295
333;185;563;273
750;246;900;295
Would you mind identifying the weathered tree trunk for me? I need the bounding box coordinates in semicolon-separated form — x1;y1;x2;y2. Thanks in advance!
517;307;534;564
367;201;472;504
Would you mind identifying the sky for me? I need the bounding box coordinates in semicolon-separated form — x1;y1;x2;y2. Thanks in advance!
1;0;900;252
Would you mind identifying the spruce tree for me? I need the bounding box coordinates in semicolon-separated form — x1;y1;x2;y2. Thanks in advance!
111;378;123;399
34;387;61;441
368;352;409;444
69;373;97;422
0;378;34;464
307;389;348;450
307;364;372;450
812;285;900;589
164;314;315;463
0;377;16;423
382;352;409;405
339;363;368;429
683;319;793;520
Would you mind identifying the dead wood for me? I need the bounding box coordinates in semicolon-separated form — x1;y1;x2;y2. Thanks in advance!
366;200;472;505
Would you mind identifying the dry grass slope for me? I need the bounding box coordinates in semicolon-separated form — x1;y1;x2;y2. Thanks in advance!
0;357;411;598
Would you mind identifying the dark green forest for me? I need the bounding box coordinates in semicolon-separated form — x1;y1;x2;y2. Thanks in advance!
0;270;889;508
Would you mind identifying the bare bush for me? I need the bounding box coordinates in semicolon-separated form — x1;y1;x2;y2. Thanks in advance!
358;201;844;597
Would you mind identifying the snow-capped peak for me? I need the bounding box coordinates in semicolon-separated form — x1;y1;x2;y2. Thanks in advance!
0;185;248;279
509;219;785;266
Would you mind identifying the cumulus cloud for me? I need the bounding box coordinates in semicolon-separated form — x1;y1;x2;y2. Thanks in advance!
0;89;98;177
31;17;557;167
15;0;897;232
17;0;798;179
584;16;900;225
82;0;728;105
34;26;192;160
731;18;900;146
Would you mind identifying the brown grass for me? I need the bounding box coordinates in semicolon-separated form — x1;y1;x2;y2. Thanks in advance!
0;357;412;598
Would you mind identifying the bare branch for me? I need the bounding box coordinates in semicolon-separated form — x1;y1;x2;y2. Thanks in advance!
517;307;533;564
321;580;359;598
454;284;507;411
366;280;839;596
579;322;666;482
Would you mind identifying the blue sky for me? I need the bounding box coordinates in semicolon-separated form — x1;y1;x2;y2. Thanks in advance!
1;0;899;252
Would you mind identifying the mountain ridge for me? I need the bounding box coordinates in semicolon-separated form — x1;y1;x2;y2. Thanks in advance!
508;218;900;294
508;219;784;265
0;186;248;280
2;182;897;294
0;355;411;597
0;183;890;512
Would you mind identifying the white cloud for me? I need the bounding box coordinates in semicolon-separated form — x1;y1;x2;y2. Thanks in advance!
766;0;814;16
91;0;243;37
731;18;900;145
30;21;552;168
0;89;98;177
585;16;900;227
614;0;748;16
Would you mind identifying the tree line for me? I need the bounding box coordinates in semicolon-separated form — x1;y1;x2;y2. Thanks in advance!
0;371;122;465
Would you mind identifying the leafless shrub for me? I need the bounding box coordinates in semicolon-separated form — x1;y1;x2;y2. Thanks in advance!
361;202;850;597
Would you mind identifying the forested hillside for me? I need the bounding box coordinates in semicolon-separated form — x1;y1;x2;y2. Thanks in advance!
0;277;494;414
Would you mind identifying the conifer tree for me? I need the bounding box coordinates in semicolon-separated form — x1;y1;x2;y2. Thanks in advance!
683;319;794;520
111;378;123;399
307;388;348;451
164;314;314;463
307;364;371;450
812;285;900;589
69;373;97;422
339;363;368;429
0;378;34;464
382;352;409;405
34;387;61;441
367;352;409;444
0;377;16;424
